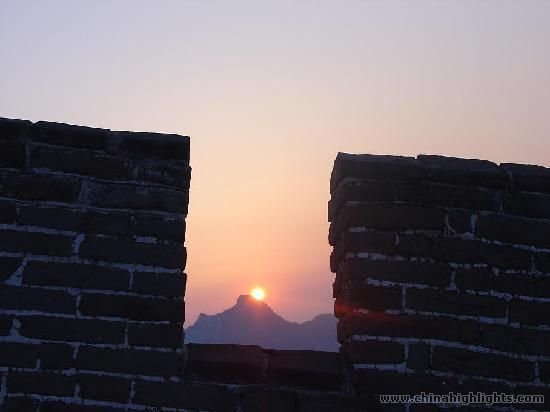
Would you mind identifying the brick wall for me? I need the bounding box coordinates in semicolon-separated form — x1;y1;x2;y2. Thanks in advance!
0;117;192;409
0;118;361;412
329;153;550;409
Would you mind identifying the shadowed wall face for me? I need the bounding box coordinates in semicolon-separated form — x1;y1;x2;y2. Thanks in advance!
0;118;190;407
0;118;361;412
329;153;550;405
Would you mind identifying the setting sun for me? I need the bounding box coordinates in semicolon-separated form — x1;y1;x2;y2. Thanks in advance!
250;287;266;301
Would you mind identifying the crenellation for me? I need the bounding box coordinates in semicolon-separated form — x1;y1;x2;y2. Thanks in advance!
330;153;550;406
0;118;363;411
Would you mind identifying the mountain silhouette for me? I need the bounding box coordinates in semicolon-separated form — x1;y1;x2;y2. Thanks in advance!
185;295;338;352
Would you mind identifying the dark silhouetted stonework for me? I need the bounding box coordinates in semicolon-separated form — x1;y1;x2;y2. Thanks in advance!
330;152;550;411
0;118;362;412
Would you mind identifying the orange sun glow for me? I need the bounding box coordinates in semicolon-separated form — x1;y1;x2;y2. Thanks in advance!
250;287;266;301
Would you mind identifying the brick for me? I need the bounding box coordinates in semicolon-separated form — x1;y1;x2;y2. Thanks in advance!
432;346;535;381
19;316;125;344
80;293;183;322
267;350;342;390
455;267;495;291
536;253;550;273
0;117;31;141
406;288;506;318
127;322;183;348
76;346;182;377
0;256;21;282
329;203;444;245
39;343;75;369
0;200;17;223
354;369;455;395
0;230;73;256
494;272;550;298
7;371;75;396
447;210;473;234
242;387;297;412
336;283;401;315
80;236;185;268
29;121;110;149
503;192;550;220
133;380;238;411
330;153;426;194
339;258;451;287
337;312;459;342
2;396;40;411
395;233;434;258
0;141;25;169
0;342;38;368
30;146;133;180
23;261;130;291
0;171;81;202
510;300;550;325
137;161;191;188
331;231;396;267
132;213;186;241
540;362;550;383
477;213;550;249
131;271;185;297
418;155;507;188
87;181;188;213
186;343;263;383
78;374;131;403
344;340;405;364
329;178;498;221
19;205;131;235
458;320;482;344
433;238;532;269
502;162;550;194
117;131;190;160
407;343;431;371
0;285;76;314
480;323;550;356
0;316;12;335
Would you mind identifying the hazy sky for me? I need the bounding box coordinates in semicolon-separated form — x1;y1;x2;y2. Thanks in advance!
1;1;549;324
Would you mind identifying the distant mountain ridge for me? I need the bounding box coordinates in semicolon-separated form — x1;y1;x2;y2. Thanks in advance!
185;295;338;352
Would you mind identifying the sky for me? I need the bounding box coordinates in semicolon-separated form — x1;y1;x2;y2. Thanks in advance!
1;1;549;325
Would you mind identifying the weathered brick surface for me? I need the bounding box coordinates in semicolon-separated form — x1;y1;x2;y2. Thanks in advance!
0;171;81;201
79;236;186;268
0;285;76;314
0;118;192;411
77;374;131;403
267;350;342;390
18;205;132;234
330;152;550;404
344;340;405;364
0;229;73;256
1;118;363;411
22;261;130;291
432;346;535;381
131;270;186;297
7;371;76;397
133;380;239;411
127;322;183;348
186;343;264;383
76;346;183;377
18;316;126;344
30;145;133;179
79;292;183;321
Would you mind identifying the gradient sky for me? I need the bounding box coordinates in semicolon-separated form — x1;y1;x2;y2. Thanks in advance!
1;1;549;325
